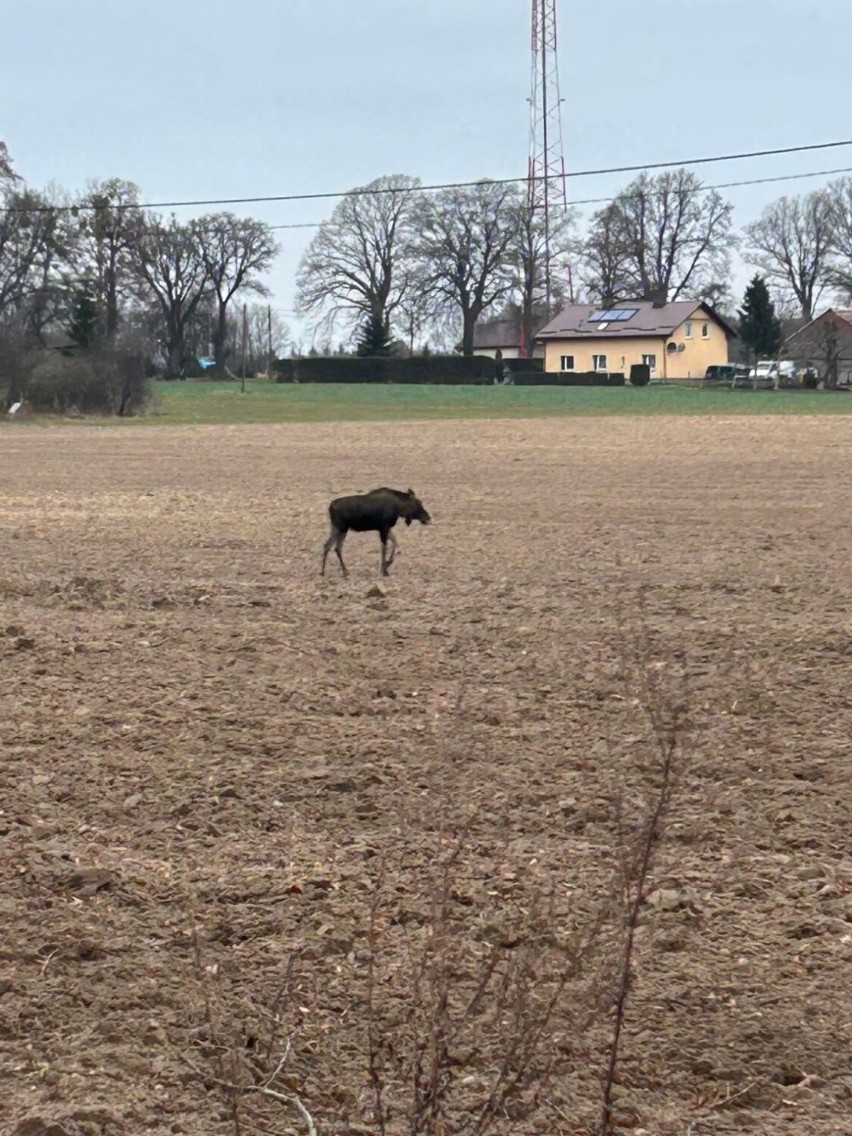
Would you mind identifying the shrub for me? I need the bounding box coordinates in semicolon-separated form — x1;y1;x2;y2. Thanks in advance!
23;341;153;416
630;364;651;386
0;317;40;409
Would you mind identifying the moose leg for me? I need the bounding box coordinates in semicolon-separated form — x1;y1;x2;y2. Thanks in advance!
385;531;398;570
379;529;395;577
322;525;348;578
321;525;337;576
334;532;349;578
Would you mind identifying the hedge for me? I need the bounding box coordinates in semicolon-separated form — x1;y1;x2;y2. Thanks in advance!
503;356;544;374
272;357;626;387
512;371;626;387
274;355;497;384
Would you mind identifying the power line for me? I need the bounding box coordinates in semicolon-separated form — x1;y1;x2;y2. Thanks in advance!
267;164;852;232
3;139;852;215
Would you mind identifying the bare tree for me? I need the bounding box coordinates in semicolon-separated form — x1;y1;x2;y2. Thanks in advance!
10;183;82;344
697;280;735;315
197;213;278;373
825;177;852;301
580;202;634;306
416;181;521;356
584;169;733;303
296;174;421;342
743;191;833;322
223;303;290;374
0;140;18;186
70;179;145;339
0;187;66;319
129;214;210;379
513;201;576;354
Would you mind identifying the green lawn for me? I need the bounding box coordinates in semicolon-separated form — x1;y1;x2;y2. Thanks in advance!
139;380;852;425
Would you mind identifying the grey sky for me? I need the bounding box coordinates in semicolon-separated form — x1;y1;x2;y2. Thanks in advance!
4;0;852;345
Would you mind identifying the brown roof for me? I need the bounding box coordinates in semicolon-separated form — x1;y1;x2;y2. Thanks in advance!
536;300;737;341
786;308;852;334
472;320;523;350
785;309;852;357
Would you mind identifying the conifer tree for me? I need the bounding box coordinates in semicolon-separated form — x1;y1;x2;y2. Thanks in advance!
355;314;392;357
737;275;783;361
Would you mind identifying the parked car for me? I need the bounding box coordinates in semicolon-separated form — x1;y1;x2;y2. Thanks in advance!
749;359;798;388
704;364;750;384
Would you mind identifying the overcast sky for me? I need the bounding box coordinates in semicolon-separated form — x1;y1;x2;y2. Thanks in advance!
4;0;852;345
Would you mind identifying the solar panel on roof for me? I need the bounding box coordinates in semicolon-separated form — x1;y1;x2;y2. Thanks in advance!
588;308;638;322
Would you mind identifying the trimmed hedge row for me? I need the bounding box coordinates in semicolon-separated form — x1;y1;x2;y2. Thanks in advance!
274;355;498;384
503;356;544;374
512;371;626;387
272;356;626;387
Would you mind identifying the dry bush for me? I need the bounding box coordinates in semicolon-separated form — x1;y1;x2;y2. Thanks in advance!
598;603;692;1135
188;609;692;1136
360;835;618;1136
23;339;152;416
0;315;39;408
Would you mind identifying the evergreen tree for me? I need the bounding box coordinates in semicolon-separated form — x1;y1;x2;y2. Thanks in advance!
737;275;783;361
67;289;100;351
355;314;392;357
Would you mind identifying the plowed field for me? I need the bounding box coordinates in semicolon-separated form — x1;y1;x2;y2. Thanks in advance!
1;417;850;1136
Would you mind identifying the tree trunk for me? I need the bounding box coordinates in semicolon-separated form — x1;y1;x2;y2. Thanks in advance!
164;333;184;381
213;301;229;373
521;296;536;359
106;274;119;340
461;312;476;357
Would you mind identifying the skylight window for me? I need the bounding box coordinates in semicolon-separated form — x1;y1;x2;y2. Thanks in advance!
588;308;639;322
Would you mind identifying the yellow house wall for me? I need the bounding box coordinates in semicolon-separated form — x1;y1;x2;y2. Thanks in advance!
543;311;731;378
543;336;666;376
666;315;730;377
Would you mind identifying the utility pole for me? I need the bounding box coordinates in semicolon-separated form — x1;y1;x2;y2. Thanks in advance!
240;303;248;393
267;304;273;376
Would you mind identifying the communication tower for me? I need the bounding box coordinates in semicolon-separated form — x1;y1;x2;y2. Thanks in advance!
527;0;568;311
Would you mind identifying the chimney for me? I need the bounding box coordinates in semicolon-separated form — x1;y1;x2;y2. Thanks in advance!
651;287;667;309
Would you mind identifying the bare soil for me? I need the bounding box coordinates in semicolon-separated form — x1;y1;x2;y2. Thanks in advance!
1;416;850;1136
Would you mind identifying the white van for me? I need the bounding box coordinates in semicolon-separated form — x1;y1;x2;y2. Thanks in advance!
749;359;797;388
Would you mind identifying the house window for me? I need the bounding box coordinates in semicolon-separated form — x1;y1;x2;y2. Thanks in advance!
702;323;709;338
592;354;607;372
560;355;575;371
684;322;693;339
642;354;657;372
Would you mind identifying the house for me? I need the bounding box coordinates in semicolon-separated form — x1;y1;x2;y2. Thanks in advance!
535;299;737;379
472;319;543;360
785;308;852;386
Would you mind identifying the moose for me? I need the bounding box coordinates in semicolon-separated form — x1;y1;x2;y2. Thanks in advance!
321;487;431;578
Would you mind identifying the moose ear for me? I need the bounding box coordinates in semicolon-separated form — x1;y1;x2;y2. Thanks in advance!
407;487;416;497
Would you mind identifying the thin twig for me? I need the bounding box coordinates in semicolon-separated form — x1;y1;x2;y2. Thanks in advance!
250;1086;318;1136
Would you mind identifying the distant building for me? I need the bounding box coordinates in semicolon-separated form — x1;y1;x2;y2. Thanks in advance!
472;319;543;360
535;299;736;379
785;308;852;386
